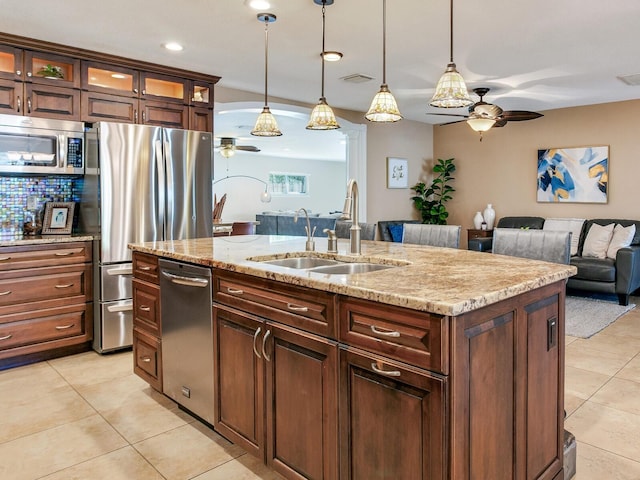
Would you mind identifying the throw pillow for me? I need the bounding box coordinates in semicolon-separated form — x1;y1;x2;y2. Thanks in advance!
388;224;404;242
582;223;615;259
606;224;636;259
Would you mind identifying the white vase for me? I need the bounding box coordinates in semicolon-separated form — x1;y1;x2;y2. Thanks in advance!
473;211;484;230
483;204;496;229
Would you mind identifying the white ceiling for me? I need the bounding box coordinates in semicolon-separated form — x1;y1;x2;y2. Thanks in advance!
2;0;640;154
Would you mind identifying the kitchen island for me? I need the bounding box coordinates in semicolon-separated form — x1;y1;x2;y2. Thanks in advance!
129;235;576;480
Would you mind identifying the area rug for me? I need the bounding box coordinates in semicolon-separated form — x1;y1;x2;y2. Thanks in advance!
565;296;636;338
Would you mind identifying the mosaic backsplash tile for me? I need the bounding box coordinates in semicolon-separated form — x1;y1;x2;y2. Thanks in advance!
0;175;83;235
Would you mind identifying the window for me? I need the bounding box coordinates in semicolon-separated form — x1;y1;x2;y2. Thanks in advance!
268;173;309;196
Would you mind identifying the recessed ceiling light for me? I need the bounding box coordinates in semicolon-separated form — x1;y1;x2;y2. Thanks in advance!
321;51;343;62
245;0;271;9
163;42;184;52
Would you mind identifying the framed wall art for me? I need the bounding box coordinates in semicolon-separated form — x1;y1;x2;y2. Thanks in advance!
386;157;408;189
42;201;75;235
537;146;609;203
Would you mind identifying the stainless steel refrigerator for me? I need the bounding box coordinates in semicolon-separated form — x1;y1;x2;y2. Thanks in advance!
80;122;213;353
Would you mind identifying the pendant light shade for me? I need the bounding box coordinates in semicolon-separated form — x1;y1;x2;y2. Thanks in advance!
466;116;496;132
307;0;340;130
252;13;282;136
365;0;402;122
430;0;472;108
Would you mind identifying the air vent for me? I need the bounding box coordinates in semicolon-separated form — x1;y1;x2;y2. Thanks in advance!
617;74;640;86
341;73;374;83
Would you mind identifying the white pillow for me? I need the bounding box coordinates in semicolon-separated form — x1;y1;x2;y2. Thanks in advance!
606;224;636;259
582;223;615;259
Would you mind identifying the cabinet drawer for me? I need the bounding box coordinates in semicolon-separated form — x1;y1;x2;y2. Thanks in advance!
0;264;91;313
214;270;337;339
339;297;449;374
132;278;160;335
0;242;91;271
133;327;162;391
0;305;87;351
132;252;159;284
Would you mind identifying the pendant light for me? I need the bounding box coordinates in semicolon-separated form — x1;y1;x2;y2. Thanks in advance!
365;0;402;122
430;0;473;108
251;12;282;136
307;0;340;130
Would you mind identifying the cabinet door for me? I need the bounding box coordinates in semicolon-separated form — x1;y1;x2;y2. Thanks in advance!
140;72;188;104
0;78;19;115
25;83;80;120
213;305;265;460
81;91;137;124
264;322;339;480
82;60;139;97
141;100;188;128
0;45;23;81
339;348;446;480
190;81;213;107
24;50;80;88
189;106;213;132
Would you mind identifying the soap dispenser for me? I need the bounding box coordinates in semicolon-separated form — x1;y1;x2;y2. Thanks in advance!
323;229;338;253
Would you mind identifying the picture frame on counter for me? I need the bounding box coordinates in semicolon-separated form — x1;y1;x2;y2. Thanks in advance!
42;201;75;235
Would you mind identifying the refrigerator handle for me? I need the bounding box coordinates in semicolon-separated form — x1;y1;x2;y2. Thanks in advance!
155;139;165;234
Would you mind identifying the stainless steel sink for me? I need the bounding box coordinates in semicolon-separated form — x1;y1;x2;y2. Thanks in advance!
309;263;394;275
259;257;343;269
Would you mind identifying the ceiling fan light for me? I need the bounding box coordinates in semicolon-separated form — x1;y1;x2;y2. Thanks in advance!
365;84;402;122
220;147;236;158
430;63;473;108
467;116;496;132
307;97;340;130
251;106;282;136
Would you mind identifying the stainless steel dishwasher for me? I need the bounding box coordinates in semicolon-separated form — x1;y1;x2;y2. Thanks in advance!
159;258;214;425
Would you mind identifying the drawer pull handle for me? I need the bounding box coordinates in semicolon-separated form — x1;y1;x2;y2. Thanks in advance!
262;329;271;362
107;266;133;276
0;256;11;261
55;283;74;289
287;303;308;313
252;327;262;359
138;266;152;271
227;287;244;295
140;356;152;363
54;251;74;257
371;363;401;377
55;324;75;330
139;305;151;312
0;334;12;341
0;290;11;296
370;325;401;338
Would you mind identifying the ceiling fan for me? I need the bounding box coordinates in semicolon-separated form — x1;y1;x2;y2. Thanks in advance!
430;88;543;140
215;137;260;158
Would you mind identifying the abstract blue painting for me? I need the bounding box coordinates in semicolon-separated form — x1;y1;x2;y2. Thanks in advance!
537;146;608;203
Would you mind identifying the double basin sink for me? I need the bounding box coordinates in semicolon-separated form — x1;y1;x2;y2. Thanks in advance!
248;254;410;276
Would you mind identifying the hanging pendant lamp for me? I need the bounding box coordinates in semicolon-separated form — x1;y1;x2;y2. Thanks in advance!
252;12;282;136
307;0;340;130
430;0;473;108
365;0;402;122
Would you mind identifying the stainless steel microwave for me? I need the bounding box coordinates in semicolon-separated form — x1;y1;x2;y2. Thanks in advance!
0;114;85;175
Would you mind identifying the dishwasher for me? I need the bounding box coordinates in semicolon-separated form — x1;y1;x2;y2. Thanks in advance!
159;258;214;425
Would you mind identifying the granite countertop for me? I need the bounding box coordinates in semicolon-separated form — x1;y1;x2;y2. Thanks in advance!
0;234;95;247
129;235;576;316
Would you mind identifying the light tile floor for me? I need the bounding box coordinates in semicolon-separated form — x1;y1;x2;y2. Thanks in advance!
1;301;639;479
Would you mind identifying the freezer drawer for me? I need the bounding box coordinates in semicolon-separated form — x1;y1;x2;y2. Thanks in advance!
100;263;133;302
94;299;133;352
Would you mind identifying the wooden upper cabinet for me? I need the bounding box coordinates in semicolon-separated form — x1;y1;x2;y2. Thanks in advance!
82;61;139;97
191;82;213;107
140;72;188;104
0;45;23;81
24;51;80;88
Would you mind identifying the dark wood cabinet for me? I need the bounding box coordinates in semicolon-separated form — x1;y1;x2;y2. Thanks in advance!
0;44;23;81
141;99;189;128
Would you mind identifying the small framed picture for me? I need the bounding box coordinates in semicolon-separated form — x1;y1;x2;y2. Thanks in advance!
387;157;408;189
42;202;75;235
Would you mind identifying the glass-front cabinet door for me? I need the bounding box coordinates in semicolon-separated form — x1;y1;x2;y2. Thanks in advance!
0;45;23;81
82;61;139;97
140;72;188;104
191;82;213;107
24;51;80;88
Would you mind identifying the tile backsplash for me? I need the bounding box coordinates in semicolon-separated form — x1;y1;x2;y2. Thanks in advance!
0;175;83;235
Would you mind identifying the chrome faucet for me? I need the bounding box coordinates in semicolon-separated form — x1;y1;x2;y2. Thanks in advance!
341;179;361;255
294;207;316;251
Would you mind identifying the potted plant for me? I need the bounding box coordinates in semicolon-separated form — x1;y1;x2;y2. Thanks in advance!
410;157;456;225
37;64;64;79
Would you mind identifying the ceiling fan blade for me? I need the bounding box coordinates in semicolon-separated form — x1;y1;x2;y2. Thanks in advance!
493;119;508;128
501;110;543;121
428;113;469;118
235;146;260;152
438;119;467;126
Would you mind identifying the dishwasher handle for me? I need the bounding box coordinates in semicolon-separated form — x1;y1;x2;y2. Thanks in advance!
161;270;209;288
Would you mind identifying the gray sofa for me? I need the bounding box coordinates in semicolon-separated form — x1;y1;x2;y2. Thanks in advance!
255;213;338;237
